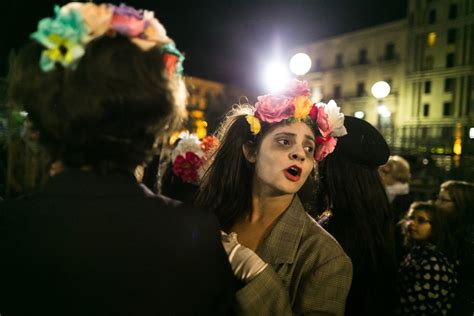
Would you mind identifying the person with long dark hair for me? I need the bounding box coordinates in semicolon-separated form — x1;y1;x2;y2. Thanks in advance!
435;180;474;315
0;3;234;314
196;81;353;315
310;116;397;315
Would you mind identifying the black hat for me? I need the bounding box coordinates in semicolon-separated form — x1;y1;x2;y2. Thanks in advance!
333;116;390;167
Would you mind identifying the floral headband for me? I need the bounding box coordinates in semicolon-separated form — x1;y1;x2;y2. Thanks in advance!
30;2;184;76
171;131;219;184
245;80;347;161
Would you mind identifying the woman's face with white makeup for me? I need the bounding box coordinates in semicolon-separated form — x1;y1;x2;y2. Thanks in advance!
246;121;316;197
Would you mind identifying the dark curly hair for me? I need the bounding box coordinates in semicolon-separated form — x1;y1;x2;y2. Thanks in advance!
8;35;187;173
399;201;455;258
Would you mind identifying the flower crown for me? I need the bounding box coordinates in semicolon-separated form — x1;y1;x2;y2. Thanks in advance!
30;2;184;75
246;80;347;161
171;131;219;184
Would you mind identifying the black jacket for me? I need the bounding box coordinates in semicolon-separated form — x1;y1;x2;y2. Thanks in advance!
0;169;235;315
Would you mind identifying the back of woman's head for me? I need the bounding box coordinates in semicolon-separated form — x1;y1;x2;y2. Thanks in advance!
312;116;393;270
316;154;393;266
8;3;187;173
441;180;474;224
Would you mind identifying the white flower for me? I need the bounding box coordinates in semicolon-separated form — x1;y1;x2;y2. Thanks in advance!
171;131;204;161
325;100;347;137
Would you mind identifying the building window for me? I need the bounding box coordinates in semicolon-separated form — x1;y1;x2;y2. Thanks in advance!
424;55;434;70
385;43;395;60
427;32;437;46
423;103;430;117
449;4;458;19
443;102;453;116
333;85;342;98
358;49;368;64
441;126;453;138
356;82;366;97
428;9;436;24
447;28;457;44
335;54;343;68
424;81;432;94
444;78;455;92
421;127;429;137
446;53;455;68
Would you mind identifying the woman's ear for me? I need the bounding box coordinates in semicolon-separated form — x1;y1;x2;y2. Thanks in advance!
242;142;257;163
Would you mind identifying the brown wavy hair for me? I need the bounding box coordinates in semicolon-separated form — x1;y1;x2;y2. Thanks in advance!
195;104;319;229
8;35;187;173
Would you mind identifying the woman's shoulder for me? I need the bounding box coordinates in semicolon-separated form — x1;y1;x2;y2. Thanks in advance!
299;212;350;265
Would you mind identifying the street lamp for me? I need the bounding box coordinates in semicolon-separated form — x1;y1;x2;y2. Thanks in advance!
289;53;312;76
371;81;391;129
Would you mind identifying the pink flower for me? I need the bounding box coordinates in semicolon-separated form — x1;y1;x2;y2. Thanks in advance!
254;95;295;123
111;5;146;37
172;152;204;184
314;135;338;161
316;105;330;135
283;79;311;97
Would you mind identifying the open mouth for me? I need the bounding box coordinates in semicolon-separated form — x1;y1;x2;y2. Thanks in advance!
283;165;302;181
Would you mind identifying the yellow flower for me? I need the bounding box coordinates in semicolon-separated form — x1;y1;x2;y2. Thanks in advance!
246;115;261;135
42;34;85;69
293;96;314;119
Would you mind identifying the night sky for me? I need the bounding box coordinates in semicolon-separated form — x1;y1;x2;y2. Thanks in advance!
1;0;407;91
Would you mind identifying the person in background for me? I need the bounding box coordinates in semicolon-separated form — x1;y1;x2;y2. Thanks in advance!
311;116;397;315
1;3;234;314
161;132;218;203
379;155;415;262
435;180;474;315
196;81;353;315
379;155;414;220
397;201;457;315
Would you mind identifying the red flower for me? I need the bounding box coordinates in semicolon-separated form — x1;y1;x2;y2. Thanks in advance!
172;152;204;183
309;104;318;121
163;53;178;77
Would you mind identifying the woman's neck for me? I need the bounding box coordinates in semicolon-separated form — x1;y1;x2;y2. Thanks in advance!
246;192;294;224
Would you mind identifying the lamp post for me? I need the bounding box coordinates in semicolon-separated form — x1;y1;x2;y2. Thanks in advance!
371;81;391;130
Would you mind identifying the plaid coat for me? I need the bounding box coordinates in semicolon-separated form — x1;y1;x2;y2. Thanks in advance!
236;196;352;315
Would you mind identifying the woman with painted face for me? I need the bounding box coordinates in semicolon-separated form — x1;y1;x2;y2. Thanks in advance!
196;80;353;315
435;181;474;315
397;201;457;315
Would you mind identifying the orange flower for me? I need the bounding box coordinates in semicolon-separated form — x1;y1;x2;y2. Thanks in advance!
293;96;314;119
